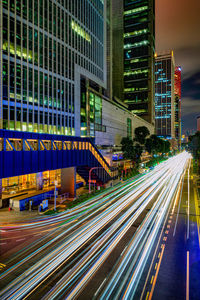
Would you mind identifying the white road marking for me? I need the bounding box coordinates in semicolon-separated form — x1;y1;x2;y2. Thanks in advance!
186;251;189;300
16;238;26;242
94;278;107;296
173;177;184;237
120;245;128;256
187;164;190;239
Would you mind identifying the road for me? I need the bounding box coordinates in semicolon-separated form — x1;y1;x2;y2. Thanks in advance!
0;151;197;300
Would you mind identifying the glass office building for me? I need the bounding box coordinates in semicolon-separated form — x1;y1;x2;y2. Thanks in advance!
174;66;181;147
155;51;175;139
123;0;155;125
0;0;105;136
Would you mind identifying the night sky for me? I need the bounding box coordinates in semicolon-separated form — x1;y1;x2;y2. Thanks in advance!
156;0;200;134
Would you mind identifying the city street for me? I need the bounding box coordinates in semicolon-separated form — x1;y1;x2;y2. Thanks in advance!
1;1;199;299
1;152;198;300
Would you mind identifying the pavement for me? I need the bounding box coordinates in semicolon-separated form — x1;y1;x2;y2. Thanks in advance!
0;207;47;223
0;179;122;224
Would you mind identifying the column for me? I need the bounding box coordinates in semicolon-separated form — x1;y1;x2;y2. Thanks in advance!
36;172;43;190
61;167;76;198
0;179;2;208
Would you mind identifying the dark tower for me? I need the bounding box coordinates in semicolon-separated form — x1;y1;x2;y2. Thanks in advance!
123;0;155;125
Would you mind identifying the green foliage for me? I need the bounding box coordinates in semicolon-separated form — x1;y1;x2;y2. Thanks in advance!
121;137;135;160
164;140;171;153
145;135;171;155
188;132;200;174
121;137;143;164
134;143;143;162
134;126;150;145
188;131;200;159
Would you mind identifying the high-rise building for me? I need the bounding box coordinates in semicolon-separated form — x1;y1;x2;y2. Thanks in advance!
112;0;124;101
0;1;106;137
174;66;181;148
197;116;200;132
155;51;175;139
123;0;155;125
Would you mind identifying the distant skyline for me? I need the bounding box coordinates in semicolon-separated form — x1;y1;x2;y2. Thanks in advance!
156;0;200;134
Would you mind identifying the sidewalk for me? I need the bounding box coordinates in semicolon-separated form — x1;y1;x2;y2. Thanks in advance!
0;206;51;224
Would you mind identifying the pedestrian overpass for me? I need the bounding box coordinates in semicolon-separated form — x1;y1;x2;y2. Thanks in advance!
0;129;118;186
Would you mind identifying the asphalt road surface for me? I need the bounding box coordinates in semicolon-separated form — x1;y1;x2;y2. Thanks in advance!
1;151;198;300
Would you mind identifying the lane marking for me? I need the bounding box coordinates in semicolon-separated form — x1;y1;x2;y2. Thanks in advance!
150;276;154;284
173;173;185;237
186;251;189;300
140;181;178;300
155;263;157;270
94;278;107;296
145;292;149;300
0;242;7;245
120;245;128;256
148;244;165;300
0;263;6;267
0;263;6;270
194;188;200;248
16;238;26;242
187;167;190;239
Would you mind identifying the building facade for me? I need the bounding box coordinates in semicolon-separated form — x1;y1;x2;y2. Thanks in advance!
123;0;155;125
95;97;154;147
112;0;124;101
174;66;181;148
155;51;175;139
0;0;106;136
197;116;200;132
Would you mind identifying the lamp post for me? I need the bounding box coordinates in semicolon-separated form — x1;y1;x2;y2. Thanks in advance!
54;180;58;211
89;167;103;194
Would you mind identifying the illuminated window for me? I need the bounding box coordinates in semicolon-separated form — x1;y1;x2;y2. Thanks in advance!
124;69;148;76
124;6;148;16
71;21;91;42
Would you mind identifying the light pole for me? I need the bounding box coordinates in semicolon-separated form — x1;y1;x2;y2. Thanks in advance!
89;167;103;194
54;180;58;211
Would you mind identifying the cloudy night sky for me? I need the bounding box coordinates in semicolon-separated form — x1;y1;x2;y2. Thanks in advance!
156;0;200;135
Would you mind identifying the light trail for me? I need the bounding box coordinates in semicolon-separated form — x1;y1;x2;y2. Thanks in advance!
0;152;191;300
43;172;171;300
99;152;191;300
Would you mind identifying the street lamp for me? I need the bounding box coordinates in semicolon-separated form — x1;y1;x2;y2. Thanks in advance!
54;180;58;211
89;167;103;194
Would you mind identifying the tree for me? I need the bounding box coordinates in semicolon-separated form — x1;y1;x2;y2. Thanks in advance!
121;138;142;165
163;140;170;154
134;126;150;145
121;137;134;160
188;131;200;159
188;132;200;174
145;136;154;154
134;143;143;161
145;135;171;155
